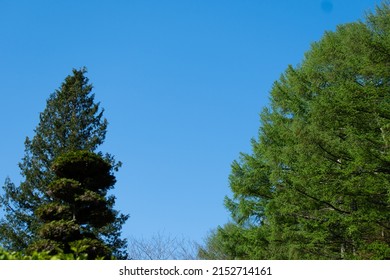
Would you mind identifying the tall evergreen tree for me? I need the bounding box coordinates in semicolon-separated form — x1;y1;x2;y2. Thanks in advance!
205;2;390;260
0;68;128;258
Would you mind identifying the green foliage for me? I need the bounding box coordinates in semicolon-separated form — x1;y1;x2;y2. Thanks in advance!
0;68;128;259
198;224;269;260
28;151;120;259
69;239;111;260
203;2;390;260
0;247;91;260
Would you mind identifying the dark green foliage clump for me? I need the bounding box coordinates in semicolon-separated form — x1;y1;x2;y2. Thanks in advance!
52;151;116;191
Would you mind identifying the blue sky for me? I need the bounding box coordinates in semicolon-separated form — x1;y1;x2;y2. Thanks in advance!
0;0;382;246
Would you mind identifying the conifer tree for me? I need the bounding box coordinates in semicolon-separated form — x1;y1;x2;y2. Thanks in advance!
0;68;128;259
205;2;390;260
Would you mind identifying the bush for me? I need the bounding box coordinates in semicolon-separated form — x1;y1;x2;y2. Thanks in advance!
0;247;85;260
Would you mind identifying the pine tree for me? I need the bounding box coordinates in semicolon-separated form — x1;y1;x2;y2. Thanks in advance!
0;68;128;258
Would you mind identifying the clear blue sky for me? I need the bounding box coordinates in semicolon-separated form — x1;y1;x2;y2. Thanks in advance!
0;0;382;245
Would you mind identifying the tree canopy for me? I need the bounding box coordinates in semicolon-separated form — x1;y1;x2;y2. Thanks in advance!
200;2;390;260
